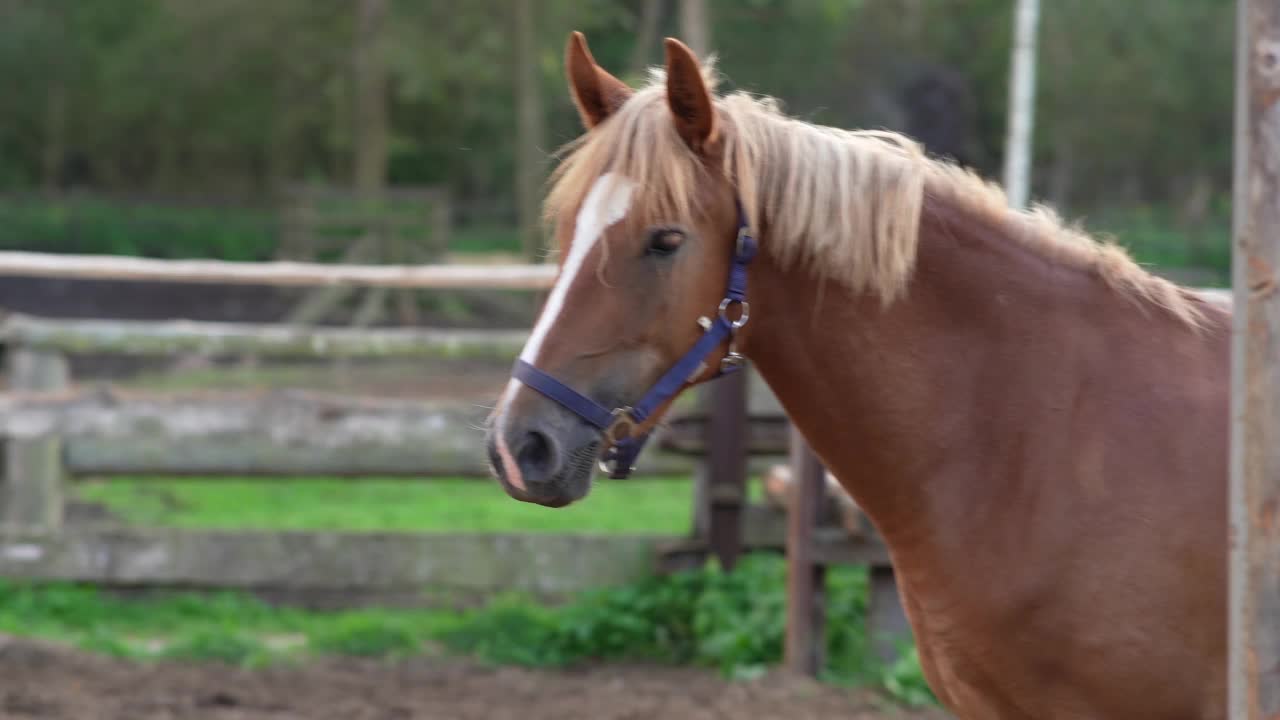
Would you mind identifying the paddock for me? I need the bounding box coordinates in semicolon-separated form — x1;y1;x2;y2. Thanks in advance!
0;1;1274;717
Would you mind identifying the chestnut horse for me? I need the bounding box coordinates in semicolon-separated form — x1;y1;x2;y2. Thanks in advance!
486;32;1231;720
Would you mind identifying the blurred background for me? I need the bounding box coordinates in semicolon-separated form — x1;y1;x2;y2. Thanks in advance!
0;0;1233;283
0;2;1236;719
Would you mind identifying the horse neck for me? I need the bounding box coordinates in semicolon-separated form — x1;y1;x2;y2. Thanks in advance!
742;189;1169;566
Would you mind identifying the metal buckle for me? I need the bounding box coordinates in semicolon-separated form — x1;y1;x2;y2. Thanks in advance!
605;407;636;444
718;298;749;329
597;445;637;477
719;350;746;373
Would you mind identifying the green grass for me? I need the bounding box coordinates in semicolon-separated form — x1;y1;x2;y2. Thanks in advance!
0;579;460;665
74;476;702;534
0;556;934;706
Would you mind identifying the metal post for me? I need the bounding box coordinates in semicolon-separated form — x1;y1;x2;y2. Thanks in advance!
1001;0;1041;210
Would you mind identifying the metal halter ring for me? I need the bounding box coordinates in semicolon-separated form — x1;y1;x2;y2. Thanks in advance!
718;298;750;330
605;407;637;444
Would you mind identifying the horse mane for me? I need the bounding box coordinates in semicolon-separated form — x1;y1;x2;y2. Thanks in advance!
543;61;1206;327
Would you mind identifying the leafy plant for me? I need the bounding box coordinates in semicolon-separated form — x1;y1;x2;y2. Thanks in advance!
880;645;936;707
159;628;268;667
308;616;423;658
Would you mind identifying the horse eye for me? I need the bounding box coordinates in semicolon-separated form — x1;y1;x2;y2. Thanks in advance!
646;228;684;256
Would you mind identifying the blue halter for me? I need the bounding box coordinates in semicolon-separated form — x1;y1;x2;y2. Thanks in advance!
511;200;757;479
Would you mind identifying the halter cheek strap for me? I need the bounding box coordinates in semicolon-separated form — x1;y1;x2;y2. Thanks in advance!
511;199;757;479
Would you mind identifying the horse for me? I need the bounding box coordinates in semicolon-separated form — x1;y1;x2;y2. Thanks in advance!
485;31;1232;720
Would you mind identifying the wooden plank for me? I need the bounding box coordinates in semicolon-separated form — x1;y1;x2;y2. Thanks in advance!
0;526;662;598
2;349;68;533
784;427;827;676
0;388;703;478
706;370;748;570
656;410;789;456
653;503;892;572
1229;1;1280;716
0;251;556;290
0;313;530;360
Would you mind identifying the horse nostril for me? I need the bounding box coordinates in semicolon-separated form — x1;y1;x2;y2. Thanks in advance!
516;429;557;478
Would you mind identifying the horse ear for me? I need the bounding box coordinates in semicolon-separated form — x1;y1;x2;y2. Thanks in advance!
565;31;632;130
663;37;718;152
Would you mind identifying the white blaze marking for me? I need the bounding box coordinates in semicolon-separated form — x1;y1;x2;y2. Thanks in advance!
492;172;636;490
520;172;636;364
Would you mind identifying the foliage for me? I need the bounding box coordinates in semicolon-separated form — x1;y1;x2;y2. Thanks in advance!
879;644;935;708
438;554;934;705
158;628;271;667
0;195;278;260
0;0;1236;272
308;615;423;658
0;557;936;707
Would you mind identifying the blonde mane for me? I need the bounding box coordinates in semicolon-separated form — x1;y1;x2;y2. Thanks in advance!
544;63;1206;326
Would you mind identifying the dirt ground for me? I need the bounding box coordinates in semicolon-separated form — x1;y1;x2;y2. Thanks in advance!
0;636;947;720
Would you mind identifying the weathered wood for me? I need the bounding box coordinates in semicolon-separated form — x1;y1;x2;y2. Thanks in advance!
658;409;789;457
706;371;748;570
2;349;68;532
868;566;913;665
653;503;892;572
1229;1;1280;716
0;251;556;289
0;526;661;598
0;388;703;478
0;313;530;360
785;427;828;676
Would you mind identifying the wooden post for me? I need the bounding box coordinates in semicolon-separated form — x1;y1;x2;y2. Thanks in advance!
2;348;68;532
1228;0;1280;716
868;566;913;665
785;426;827;675
705;370;748;571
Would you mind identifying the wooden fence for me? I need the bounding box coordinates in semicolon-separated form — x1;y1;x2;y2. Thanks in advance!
0;251;1237;676
0;251;904;666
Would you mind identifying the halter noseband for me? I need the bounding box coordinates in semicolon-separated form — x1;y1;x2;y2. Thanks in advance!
511;199;757;479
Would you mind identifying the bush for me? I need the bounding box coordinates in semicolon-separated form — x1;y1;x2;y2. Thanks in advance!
437;554;934;705
308;617;422;658
0;197;277;261
159;628;267;666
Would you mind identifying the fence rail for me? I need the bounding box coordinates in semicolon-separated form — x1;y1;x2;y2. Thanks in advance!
0;251;1239;679
0;313;530;360
0;251;555;289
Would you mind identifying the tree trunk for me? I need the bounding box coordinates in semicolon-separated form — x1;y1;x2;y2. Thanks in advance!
352;0;388;199
629;0;665;77
678;0;709;56
41;81;66;193
514;0;546;261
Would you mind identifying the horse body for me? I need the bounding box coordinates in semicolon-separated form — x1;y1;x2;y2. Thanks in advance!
745;191;1231;719
486;32;1232;719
